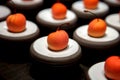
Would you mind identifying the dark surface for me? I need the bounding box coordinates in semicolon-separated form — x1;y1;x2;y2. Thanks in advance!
0;0;120;80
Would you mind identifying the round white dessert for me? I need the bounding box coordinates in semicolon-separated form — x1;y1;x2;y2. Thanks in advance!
8;0;43;9
0;20;40;41
105;13;120;32
71;1;109;19
88;62;107;80
0;5;11;21
73;25;120;49
30;36;82;65
36;8;77;30
104;0;120;7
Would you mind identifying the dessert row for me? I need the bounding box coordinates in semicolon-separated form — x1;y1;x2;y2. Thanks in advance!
0;0;120;80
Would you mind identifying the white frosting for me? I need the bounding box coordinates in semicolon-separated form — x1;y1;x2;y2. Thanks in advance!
36;8;77;30
0;5;11;20
88;62;107;80
104;0;120;6
8;0;43;9
105;13;120;31
71;1;109;19
30;36;81;64
0;20;40;41
73;25;120;49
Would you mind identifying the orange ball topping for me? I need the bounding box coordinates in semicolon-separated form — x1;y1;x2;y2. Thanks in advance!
6;13;26;33
88;18;107;37
47;30;69;51
83;0;99;9
52;2;67;20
